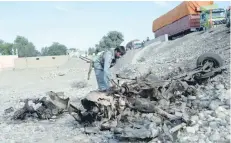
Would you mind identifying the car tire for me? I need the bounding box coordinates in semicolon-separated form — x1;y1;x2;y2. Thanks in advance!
196;53;223;68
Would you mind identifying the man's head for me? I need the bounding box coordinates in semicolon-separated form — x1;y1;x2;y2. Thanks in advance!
114;46;126;58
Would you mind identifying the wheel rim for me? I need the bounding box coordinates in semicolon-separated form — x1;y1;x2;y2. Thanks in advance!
202;58;218;69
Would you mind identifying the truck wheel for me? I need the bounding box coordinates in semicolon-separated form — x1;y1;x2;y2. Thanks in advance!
196;53;223;68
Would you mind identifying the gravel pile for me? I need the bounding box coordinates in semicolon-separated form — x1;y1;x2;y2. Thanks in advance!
175;75;230;143
111;25;230;142
114;26;230;79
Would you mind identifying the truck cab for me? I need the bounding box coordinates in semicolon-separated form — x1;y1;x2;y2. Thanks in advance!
200;5;226;30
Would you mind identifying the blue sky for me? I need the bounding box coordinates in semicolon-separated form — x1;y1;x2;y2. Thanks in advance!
0;1;230;51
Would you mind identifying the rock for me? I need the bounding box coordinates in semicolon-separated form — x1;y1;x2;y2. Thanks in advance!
209;121;218;129
101;120;117;130
207;115;216;121
202;121;209;127
190;115;199;124
58;72;66;76
186;101;192;107
159;99;170;109
175;111;183;117
74;134;90;142
198;133;207;139
113;128;123;134
51;116;57;119
209;99;222;110
198;120;203;126
218;125;226;131
186;126;196;134
116;125;159;139
214;84;224;90
203;111;213;119
205;138;213;143
84;127;100;134
215;106;229;119
209;131;220;142
219;89;230;106
108;139;119;143
220;119;227;126
142;113;152;119
4;107;14;114
205;127;212;135
192;124;199;132
225;134;230;140
198;113;205;120
150;115;162;124
18;102;25;108
204;110;213;115
180;95;187;102
148;138;161;143
90;136;103;143
225;116;230;123
199;100;210;108
188;96;196;100
225;98;230;106
34;125;45;132
191;136;199;142
198;139;206;143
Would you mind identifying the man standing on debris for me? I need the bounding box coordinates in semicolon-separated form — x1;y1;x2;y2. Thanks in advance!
87;46;126;92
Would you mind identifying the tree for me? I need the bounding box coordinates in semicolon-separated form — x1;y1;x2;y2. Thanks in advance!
0;41;13;55
35;50;41;56
69;48;77;52
41;47;49;56
96;31;124;52
12;36;38;57
94;44;101;54
41;42;67;56
88;47;95;55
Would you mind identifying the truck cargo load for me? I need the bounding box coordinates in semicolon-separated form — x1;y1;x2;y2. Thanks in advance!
154;14;201;39
152;1;214;32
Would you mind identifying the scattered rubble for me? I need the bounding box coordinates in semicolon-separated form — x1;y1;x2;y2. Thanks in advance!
9;52;230;142
11;91;67;120
40;68;87;80
71;80;88;89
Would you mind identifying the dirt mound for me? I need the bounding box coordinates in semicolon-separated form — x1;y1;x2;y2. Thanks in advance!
116;26;230;80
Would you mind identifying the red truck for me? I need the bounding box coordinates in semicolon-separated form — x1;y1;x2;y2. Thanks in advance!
152;1;214;40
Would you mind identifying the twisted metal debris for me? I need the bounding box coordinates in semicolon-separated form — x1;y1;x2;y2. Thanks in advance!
9;52;227;142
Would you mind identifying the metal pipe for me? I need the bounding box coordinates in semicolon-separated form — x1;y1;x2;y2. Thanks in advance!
79;56;91;63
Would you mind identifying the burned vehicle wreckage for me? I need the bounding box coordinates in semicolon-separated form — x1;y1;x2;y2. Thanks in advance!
9;53;227;141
